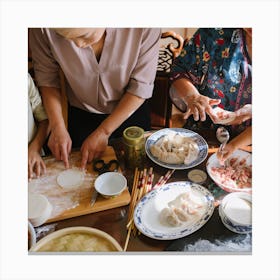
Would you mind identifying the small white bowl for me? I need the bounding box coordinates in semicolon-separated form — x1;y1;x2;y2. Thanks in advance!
94;172;127;198
219;192;252;234
187;169;207;184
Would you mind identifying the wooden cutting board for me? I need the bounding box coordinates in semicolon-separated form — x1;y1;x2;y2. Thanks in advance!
29;146;131;224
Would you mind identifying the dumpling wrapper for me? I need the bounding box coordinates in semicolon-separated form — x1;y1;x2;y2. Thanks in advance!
57;169;84;189
212;107;236;125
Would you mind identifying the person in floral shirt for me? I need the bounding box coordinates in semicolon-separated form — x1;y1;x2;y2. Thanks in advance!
170;28;252;136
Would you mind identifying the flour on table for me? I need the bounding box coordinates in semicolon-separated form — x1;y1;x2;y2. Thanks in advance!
28;155;96;221
183;234;252;252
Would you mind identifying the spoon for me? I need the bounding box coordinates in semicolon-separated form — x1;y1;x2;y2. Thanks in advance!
216;127;230;152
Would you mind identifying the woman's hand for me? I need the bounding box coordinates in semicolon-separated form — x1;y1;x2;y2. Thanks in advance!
224;104;252;125
80;128;109;169
183;94;221;122
216;142;237;165
172;79;221;122
216;126;252;165
48;125;72;168
28;148;46;179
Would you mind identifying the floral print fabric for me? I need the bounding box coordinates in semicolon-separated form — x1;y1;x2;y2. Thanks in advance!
170;28;252;135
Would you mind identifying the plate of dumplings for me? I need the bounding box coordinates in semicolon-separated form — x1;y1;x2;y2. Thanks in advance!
134;181;215;240
145;128;208;169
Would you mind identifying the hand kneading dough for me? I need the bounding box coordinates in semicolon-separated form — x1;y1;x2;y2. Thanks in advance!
28;194;53;227
57;169;84;189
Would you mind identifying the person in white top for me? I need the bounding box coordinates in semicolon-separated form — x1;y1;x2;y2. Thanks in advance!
28;73;49;179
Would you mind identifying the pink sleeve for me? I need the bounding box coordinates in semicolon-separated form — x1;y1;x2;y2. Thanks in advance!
29;28;61;89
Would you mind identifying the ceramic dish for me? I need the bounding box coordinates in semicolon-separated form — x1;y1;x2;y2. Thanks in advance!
134;181;215;240
206;149;252;193
94;172;127;198
219;192;252;234
187;169;207;184
29;226;123;252
145;128;208;170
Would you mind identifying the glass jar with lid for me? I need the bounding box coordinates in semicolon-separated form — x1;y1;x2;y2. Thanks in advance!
122;126;145;169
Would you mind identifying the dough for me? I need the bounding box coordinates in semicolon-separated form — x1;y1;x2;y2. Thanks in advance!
224;197;252;225
57;169;84;189
28;194;53;227
212;107;236;125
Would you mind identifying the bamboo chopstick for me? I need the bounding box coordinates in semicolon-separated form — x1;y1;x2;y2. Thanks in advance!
152;169;175;190
127;168;140;226
125;167;157;250
124;225;132;251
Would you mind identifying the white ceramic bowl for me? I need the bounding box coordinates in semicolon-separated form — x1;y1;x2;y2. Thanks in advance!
29;226;123;252
219;192;252;234
94;172;127;198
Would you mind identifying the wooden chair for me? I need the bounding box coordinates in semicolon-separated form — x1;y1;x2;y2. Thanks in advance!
149;31;184;129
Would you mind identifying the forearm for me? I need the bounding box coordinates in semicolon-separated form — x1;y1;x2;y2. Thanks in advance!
172;78;200;101
40;86;65;129
229;126;252;150
97;92;145;136
28;119;49;152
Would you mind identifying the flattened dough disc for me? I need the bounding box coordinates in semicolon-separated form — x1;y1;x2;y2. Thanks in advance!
57;169;84;189
212;107;236;125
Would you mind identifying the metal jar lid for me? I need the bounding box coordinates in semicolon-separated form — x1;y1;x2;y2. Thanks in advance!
123;126;144;145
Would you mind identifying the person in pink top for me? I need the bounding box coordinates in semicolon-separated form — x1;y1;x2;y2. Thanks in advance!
29;28;161;169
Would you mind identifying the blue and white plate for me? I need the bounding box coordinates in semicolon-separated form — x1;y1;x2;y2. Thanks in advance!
145;128;208;169
133;181;215;240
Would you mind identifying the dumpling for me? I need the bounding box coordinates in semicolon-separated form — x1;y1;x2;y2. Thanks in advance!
150;144;162;158
172;206;189;222
159;152;184;164
159;207;182;227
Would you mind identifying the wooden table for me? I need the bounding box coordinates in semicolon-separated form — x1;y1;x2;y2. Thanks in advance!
32;129;252;252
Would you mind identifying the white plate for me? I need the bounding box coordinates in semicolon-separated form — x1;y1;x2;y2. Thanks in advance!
145;128;208;170
206;150;252;193
133;181;215;240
